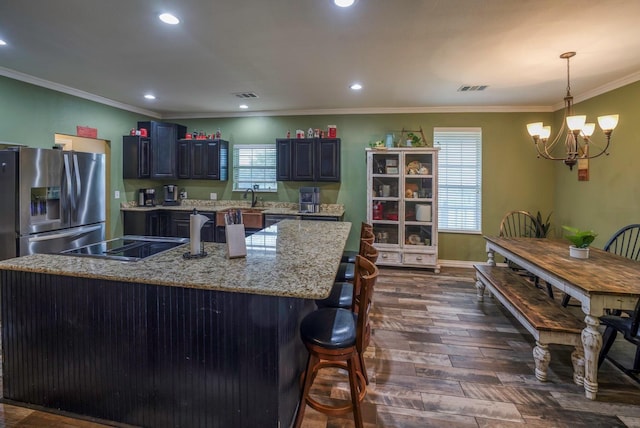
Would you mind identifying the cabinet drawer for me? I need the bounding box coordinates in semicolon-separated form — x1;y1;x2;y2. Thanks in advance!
403;252;437;266
377;250;402;264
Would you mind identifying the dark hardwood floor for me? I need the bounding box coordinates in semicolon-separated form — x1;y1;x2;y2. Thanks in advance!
1;267;639;427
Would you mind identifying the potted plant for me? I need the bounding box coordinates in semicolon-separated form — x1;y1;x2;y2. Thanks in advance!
562;225;597;259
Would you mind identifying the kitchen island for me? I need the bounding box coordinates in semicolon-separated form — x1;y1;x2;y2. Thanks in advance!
0;220;351;428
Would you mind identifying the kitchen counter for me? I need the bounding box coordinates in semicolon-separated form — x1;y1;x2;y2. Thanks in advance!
0;219;351;299
120;199;345;218
0;219;351;427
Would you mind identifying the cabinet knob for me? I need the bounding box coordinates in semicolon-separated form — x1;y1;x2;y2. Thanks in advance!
381;253;388;258
416;256;422;260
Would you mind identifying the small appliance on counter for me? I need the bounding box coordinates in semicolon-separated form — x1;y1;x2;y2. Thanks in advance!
299;187;320;213
138;188;156;207
163;184;179;206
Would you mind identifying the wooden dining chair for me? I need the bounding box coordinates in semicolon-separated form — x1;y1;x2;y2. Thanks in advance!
598;298;640;376
562;224;640;307
499;211;553;297
294;255;379;428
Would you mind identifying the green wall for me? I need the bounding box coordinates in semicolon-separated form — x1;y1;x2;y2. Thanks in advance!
5;74;635;262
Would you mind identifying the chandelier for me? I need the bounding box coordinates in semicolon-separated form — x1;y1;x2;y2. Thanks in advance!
526;52;619;170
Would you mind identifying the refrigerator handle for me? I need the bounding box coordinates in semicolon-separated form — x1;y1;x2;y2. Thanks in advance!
63;153;76;211
73;153;82;199
27;224;102;242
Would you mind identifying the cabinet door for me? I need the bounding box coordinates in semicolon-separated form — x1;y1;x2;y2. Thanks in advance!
123;136;150;179
316;138;340;182
151;122;177;179
292;139;314;181
203;140;221;180
177;140;191;179
276;139;291;181
123;211;147;235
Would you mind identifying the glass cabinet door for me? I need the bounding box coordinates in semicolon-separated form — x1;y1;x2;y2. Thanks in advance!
370;152;400;245
403;152;434;247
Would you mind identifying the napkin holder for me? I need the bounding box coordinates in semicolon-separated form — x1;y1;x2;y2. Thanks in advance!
226;224;247;258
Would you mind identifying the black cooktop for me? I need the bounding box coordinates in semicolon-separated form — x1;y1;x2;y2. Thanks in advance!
62;236;188;262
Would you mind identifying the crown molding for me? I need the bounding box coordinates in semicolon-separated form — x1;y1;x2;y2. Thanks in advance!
551;70;640;111
0;66;161;118
3;65;638;120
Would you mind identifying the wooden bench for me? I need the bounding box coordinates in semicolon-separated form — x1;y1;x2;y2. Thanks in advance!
474;264;585;385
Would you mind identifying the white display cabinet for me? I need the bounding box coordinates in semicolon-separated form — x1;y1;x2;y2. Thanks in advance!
366;147;440;272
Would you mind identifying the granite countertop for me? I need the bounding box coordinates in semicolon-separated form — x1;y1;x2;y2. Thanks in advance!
0;220;351;300
120;199;345;218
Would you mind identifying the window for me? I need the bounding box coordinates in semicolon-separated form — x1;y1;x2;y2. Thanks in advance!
233;144;277;192
433;127;482;233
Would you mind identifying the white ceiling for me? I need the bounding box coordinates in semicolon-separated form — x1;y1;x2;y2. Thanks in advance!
1;0;640;119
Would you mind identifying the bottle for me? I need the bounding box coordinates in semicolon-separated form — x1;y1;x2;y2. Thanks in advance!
286;130;291;138
215;128;221;139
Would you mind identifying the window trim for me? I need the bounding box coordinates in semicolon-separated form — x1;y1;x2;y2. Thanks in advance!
232;144;278;193
433;127;482;234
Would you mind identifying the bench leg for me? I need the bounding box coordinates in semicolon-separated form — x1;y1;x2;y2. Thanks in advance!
533;342;551;382
572;345;585;386
475;279;485;302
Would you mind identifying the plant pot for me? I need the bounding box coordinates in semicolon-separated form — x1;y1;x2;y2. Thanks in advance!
569;246;589;259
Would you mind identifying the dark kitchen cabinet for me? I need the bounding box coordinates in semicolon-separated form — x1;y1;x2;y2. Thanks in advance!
137;121;187;179
122;136;150;179
123;211;168;237
169;211;215;242
177;139;229;180
276;138;340;182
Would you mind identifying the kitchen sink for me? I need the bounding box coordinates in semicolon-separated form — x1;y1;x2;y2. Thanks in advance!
216;208;265;229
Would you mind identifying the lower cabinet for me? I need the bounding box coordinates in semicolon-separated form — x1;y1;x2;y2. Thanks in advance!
169;211;216;242
123;211;169;237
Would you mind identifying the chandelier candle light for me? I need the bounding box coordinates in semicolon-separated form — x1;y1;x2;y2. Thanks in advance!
526;52;619;170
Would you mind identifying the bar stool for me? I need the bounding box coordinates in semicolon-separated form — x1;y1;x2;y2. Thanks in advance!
335;228;375;282
341;222;373;263
294;255;379;428
316;242;378;310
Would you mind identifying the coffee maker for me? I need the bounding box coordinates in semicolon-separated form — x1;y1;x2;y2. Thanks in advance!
163;184;179;206
299;187;320;213
138;188;156;207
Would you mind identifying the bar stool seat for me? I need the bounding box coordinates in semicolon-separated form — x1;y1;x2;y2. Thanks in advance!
315;281;353;309
335;262;355;282
341;250;358;263
300;307;357;349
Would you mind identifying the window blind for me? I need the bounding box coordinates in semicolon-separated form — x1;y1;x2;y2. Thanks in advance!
233;144;278;192
433;127;482;233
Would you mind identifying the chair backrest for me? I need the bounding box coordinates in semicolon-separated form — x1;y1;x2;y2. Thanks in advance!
604;224;640;261
358;229;375;254
353;255;378;353
361;241;379;264
499;211;542;238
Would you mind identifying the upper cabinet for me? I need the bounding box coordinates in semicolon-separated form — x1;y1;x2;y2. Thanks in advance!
137;121;187;179
177;139;229;180
122;136;150;179
276;138;340;182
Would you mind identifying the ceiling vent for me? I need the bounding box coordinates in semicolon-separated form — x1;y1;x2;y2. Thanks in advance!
233;92;259;99
457;85;488;92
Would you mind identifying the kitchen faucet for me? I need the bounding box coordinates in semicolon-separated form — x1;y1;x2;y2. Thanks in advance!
243;188;257;207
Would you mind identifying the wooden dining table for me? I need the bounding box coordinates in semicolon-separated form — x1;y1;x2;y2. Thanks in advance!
484;236;640;400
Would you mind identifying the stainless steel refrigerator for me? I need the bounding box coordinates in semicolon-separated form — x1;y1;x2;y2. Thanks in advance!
0;147;105;261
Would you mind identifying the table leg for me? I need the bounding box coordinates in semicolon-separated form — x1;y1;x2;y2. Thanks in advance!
487;248;495;266
581;314;603;400
475;278;485;302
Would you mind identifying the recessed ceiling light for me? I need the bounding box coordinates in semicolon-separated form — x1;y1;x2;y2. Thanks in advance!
350;83;362;90
159;13;180;25
0;40;7;46
144;94;156;100
239;104;249;109
334;0;356;7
